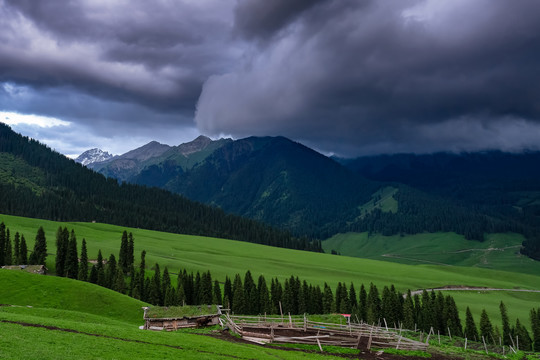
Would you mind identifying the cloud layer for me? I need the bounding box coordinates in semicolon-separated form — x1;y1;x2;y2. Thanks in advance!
1;0;540;156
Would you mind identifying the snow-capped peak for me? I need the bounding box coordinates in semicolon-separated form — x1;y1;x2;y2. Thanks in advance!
75;148;114;166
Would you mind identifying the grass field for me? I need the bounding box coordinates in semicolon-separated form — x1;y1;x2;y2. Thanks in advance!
1;213;539;330
0;290;343;360
322;231;540;275
357;186;398;217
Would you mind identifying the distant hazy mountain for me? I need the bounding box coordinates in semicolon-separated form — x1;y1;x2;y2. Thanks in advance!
75;148;113;166
87;141;172;182
86;136;230;183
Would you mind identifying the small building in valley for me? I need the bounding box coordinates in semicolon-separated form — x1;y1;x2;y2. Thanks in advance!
142;305;221;331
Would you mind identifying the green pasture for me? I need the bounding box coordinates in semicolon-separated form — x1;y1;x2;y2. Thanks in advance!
0;270;146;324
323;232;540;275
357;186;398;217
0;305;341;360
1;213;540;330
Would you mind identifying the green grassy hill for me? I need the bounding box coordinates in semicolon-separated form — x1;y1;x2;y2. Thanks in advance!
0;272;341;360
0;270;146;324
323;232;540;275
2;213;540;330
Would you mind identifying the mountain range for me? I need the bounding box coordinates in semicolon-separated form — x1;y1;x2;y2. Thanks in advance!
0;123;312;251
77;136;540;260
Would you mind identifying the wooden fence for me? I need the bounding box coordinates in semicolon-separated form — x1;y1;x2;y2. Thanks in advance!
222;314;428;352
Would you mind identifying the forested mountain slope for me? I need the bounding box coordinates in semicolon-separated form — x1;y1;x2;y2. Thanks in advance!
339;152;540;259
0;124;317;251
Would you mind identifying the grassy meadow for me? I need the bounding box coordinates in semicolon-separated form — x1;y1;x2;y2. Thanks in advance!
0;274;343;360
1;213;540;330
323;231;540;275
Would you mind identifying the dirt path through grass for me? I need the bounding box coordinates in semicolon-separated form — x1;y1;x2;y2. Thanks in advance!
409;285;540;296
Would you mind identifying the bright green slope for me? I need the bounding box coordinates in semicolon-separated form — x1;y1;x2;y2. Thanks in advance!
0;284;341;360
323;231;540;275
0;270;146;324
2;213;540;329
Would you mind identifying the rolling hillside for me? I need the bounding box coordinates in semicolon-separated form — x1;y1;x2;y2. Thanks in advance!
323;232;540;275
0;271;340;360
2;213;539;329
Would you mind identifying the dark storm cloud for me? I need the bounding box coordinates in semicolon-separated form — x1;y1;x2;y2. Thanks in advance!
1;0;540;156
0;0;235;121
233;0;330;41
197;0;540;155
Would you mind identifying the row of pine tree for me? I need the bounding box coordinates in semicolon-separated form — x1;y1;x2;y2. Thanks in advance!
0;223;46;267
1;223;539;351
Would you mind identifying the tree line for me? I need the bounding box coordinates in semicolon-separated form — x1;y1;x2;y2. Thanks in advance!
60;229;540;351
0;222;46;267
2;223;539;351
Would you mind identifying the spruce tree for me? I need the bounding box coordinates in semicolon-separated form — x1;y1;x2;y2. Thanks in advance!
213;280;222;305
270;278;282;314
119;231;128;273
299;280;309;315
297;281;306;315
312;285;323;314
19;235;28;264
105;254;117;289
127;232;135;270
514;318;532;351
164;285;176;306
200;271;213;305
322;283;334;314
194;272;201;305
78;239;88;281
65;230;78;279
243;271;256;314
381;286;393;326
232;273;245;314
89;264;98;284
336;282;350;314
349;283;358;311
176;277;186;305
402;290;415;330
114;268;125;293
435;291;445;333
150;263;162;305
96;250;105;286
464;307;479;341
183;271;194;305
55;227;68;277
223;276;233;309
282;278;293;314
30;226;47;266
138;250;146;300
530;308;540;352
358;284;367;322
420;290;433;332
258;275;271;314
444;295;462;337
367;283;381;325
479;309;493;341
4;229;11;266
13;232;20;264
500;301;511;346
162;267;172;305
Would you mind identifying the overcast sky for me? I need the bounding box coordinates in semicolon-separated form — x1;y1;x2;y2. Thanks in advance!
1;0;540;158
